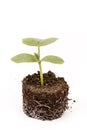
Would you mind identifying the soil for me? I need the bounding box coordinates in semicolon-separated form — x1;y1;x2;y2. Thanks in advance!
73;100;76;102
22;71;69;120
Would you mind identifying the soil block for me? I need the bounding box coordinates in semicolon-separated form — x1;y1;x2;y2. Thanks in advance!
22;71;69;120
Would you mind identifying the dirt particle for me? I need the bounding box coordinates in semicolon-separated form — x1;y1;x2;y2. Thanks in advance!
73;100;76;103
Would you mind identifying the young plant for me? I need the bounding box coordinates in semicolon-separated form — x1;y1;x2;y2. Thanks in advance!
11;37;64;86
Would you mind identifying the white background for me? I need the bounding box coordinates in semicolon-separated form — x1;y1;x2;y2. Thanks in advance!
0;0;87;130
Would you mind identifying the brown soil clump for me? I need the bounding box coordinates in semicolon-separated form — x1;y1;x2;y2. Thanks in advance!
22;71;69;120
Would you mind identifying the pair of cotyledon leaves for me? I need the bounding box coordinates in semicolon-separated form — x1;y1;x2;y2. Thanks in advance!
11;38;64;64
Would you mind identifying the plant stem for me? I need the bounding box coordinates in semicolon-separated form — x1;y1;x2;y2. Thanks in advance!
38;46;44;86
38;61;44;86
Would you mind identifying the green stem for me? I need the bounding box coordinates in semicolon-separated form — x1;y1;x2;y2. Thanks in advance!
38;46;44;86
38;61;44;86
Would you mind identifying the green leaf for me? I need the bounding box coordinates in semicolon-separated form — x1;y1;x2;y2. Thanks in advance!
22;38;41;46
22;37;58;47
42;55;64;64
34;53;39;61
11;53;37;63
40;38;58;46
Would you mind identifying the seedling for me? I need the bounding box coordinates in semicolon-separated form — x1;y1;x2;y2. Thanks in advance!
11;37;64;86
